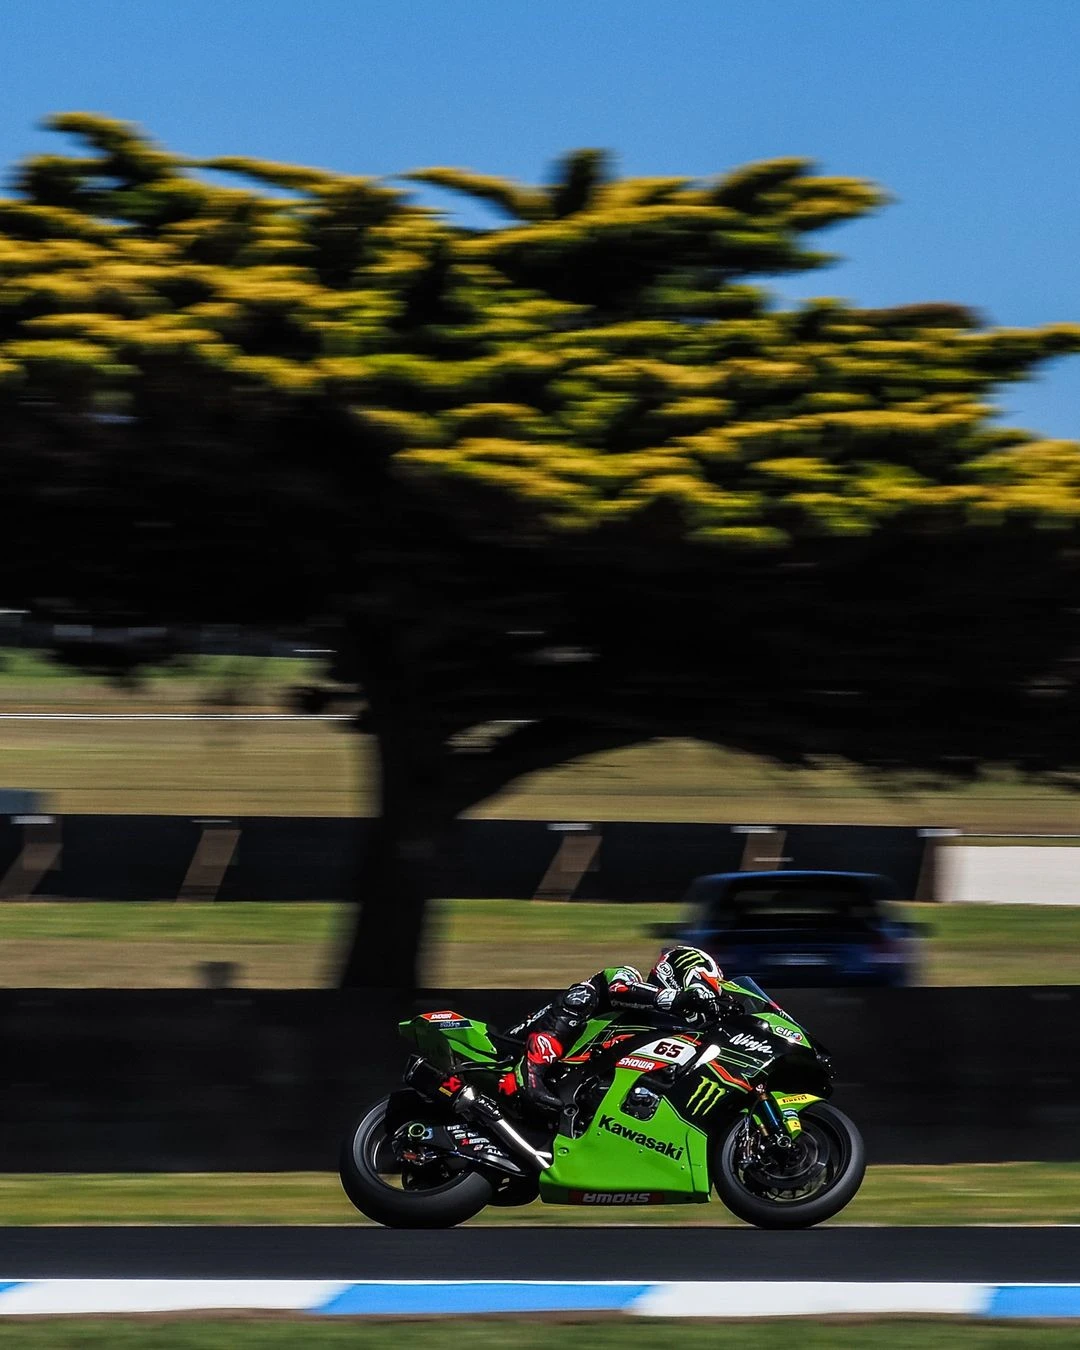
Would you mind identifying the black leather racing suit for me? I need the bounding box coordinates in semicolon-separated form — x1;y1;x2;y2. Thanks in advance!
504;964;706;1111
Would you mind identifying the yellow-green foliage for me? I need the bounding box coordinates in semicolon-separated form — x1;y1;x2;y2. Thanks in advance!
2;113;1079;546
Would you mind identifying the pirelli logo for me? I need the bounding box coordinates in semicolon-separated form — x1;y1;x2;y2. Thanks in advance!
686;1076;725;1116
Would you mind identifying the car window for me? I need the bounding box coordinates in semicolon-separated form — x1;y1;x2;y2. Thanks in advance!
718;885;877;932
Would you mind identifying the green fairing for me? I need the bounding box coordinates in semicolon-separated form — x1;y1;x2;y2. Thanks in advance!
568;1015;645;1056
724;979;813;1045
399;1013;500;1064
717;989;822;1134
541;1067;711;1201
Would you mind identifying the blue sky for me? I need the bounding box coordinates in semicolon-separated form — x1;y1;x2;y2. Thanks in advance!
3;0;1078;436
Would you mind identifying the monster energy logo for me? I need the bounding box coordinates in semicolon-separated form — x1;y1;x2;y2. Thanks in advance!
686;1075;725;1116
671;949;708;975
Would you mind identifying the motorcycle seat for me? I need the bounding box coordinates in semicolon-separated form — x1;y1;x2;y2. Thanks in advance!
487;1027;525;1056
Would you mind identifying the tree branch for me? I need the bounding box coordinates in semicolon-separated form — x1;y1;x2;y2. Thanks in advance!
445;717;648;815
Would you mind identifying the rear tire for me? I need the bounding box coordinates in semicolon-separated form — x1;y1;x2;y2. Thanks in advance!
488;1173;540;1206
339;1096;494;1229
713;1102;865;1230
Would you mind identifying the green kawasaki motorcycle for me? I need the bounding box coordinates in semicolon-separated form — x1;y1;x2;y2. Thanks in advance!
339;978;864;1229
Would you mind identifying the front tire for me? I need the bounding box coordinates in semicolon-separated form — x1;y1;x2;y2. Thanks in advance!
713;1102;865;1230
339;1096;494;1229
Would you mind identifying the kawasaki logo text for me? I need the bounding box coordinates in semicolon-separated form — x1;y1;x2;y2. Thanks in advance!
598;1115;683;1159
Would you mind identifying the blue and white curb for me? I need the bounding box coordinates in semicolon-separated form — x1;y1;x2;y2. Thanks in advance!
0;1281;343;1316
0;1279;1079;1318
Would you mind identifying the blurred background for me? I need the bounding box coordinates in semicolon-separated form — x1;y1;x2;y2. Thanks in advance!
2;620;1080;991
0;0;1079;1258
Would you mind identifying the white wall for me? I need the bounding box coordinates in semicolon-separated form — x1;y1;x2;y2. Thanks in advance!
938;845;1080;904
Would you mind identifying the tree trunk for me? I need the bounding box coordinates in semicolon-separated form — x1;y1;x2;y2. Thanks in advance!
334;703;650;990
337;718;453;993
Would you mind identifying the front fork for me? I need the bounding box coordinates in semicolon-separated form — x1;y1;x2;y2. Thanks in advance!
750;1083;803;1146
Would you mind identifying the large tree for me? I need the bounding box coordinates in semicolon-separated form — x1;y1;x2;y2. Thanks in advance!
2;115;1079;988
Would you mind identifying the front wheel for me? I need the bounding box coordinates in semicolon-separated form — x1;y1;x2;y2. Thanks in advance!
339;1096;494;1229
713;1102;865;1230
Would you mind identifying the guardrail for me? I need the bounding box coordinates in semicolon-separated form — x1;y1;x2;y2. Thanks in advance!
0;816;929;902
2;813;1074;904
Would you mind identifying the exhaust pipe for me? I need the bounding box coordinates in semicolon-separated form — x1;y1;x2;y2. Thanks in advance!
403;1056;552;1172
455;1086;553;1172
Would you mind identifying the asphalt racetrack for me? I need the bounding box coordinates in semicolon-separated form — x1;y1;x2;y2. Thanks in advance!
0;1226;1076;1282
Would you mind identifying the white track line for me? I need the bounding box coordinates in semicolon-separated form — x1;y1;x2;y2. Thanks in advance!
634;1280;988;1318
0;1279;348;1316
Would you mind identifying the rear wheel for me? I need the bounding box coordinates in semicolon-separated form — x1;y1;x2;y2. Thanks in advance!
488;1173;541;1206
713;1102;865;1229
339;1096;494;1228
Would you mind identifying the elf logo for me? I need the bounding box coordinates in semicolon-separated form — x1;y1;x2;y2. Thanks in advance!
598;1115;683;1159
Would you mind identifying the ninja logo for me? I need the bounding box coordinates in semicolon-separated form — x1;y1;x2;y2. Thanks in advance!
598;1115;684;1159
686;1076;725;1116
728;1032;773;1056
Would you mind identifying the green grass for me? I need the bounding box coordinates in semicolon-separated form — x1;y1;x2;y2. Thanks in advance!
0;902;346;987
915;903;1080;985
0;902;341;943
6;719;1080;826
3;650;1080;826
1;900;1079;987
0;649;324;704
0;720;360;816
1;1162;1078;1226
2;1321;1076;1349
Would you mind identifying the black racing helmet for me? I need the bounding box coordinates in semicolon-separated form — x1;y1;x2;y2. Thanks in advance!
649;945;723;996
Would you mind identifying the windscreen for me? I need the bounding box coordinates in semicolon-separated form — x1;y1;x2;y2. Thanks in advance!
724;975;795;1022
725;975;774;1006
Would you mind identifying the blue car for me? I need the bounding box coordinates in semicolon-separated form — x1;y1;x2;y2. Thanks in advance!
676;869;924;988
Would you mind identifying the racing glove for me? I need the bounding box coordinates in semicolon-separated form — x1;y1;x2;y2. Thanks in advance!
672;985;721;1021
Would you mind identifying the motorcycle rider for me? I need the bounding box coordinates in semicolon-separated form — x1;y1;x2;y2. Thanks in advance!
505;946;729;1114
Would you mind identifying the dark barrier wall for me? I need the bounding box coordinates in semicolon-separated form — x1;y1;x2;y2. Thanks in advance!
0;986;1076;1170
0;816;368;903
782;826;925;897
0;816;926;902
